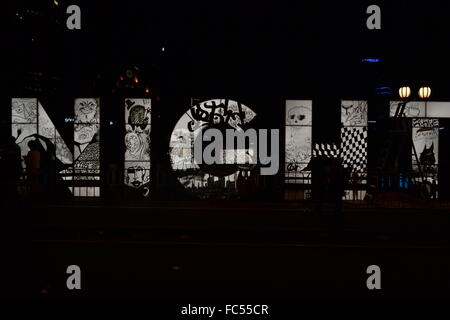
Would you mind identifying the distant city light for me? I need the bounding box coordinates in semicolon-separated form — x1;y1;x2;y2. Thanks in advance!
375;92;391;95
161;47;165;52
54;0;59;6
375;86;393;95
362;58;381;63
109;121;114;126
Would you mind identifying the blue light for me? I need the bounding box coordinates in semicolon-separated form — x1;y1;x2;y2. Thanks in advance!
375;86;393;95
375;92;392;95
362;58;381;63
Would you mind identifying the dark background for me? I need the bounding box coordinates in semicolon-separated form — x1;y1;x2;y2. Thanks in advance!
4;0;450;302
3;0;450;199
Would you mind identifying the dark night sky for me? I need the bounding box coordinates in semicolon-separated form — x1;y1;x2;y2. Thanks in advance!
6;0;450;97
4;0;450;143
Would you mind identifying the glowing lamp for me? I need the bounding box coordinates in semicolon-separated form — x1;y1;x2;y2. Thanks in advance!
418;86;431;99
399;86;411;99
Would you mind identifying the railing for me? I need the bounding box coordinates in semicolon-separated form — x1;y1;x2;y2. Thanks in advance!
284;170;445;207
1;171;101;199
1;169;447;208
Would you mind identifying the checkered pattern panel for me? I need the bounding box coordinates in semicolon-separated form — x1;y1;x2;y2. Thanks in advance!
341;127;368;172
312;143;339;158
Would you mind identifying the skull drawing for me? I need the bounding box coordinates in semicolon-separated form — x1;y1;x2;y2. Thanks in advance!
287;106;310;125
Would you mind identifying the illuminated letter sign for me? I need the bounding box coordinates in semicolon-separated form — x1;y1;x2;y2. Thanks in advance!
12;98;100;197
341;100;368;200
412;118;439;188
169;99;260;198
285;100;312;185
124;98;151;197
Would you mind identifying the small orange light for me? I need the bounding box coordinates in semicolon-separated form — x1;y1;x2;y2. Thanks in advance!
145;88;150;93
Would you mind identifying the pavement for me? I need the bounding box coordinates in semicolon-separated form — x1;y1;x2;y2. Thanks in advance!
2;200;450;299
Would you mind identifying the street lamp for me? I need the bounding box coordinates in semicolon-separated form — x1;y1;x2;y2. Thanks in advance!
396;84;433;188
399;86;411;99
398;86;432;100
418;86;431;99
